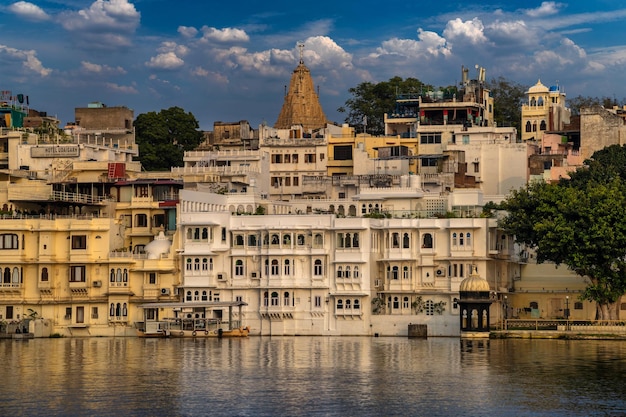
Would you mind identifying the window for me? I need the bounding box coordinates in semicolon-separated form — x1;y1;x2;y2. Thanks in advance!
420;133;442;144
403;233;410;249
70;266;86;282
403;297;410;309
186;258;192;271
314;296;322;308
333;145;353;160
71;235;87;249
136;185;149;197
314;259;323;276
41;267;49;282
234;235;244;247
525;121;532;132
337;266;343;279
135;214;148;227
403;266;410;280
354;266;359;278
271;292;279;306
540;120;547;131
284;259;291;275
76;306;85;324
248;235;258;247
392;233;399;248
305;153;316;163
92;307;99;319
337;299;343;309
235;260;244;276
149;272;157;284
271;259;279;275
293;176;299;186
0;234;18;249
283;291;290;306
421;158;439;167
354;299;360;310
422;233;433;248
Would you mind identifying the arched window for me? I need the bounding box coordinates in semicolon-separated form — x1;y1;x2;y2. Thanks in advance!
271;292;279;306
459;233;464;246
530;98;536;106
263;291;269;307
186;258;192;271
345;266;351;278
123;269;128;283
186;291;192;301
41;267;49;282
202;228;208;239
422;233;433;249
283;291;290;306
110;303;115;317
194;291;199;301
116;303;122;317
194;228;200;240
525;121;532;132
353;299;360;310
284;259;291;275
337;266;343;278
345;299;351;309
235;260;244;276
122;303;128;317
12;267;20;284
403;233;410;248
540;120;547;131
392;266;399;280
337;299;343;309
403;296;409;309
110;269;116;282
116;268;122;282
194;258;200;271
393;297;399;309
264;259;269;275
403;266;410;280
392;233;399;248
352;233;359;248
297;234;305;246
271;259;279;275
271;234;279;245
452;233;458;246
354;266;359;278
314;259;323;276
186;228;192;240
202;258;208;271
283;234;291;246
314;233;323;246
537;97;544;106
202;291;208;301
532;122;537;132
248;234;257;247
345;233;352;248
466;233;471;246
235;235;244;246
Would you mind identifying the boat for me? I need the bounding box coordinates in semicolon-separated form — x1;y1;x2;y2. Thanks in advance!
165;317;250;338
136;301;249;338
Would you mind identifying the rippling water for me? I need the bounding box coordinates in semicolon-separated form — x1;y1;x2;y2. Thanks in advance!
1;337;624;416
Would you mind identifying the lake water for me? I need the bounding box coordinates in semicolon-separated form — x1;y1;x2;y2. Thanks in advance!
1;337;624;417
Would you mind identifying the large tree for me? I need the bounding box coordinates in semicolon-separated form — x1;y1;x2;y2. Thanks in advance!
134;106;204;171
567;95;625;116
487;76;525;135
499;144;626;320
337;77;433;135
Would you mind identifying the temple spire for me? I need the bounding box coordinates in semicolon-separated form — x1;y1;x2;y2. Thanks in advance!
274;44;328;131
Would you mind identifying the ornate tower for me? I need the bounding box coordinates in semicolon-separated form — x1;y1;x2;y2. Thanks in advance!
274;43;328;131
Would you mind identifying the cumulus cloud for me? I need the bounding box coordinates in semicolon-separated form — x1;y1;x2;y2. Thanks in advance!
525;1;563;18
372;29;451;59
0;44;51;76
444;18;487;45
178;26;198;38
200;26;249;43
145;52;184;70
300;36;353;70
8;1;50;21
532;38;588;69
60;0;140;48
81;61;126;74
190;67;229;84
157;41;189;57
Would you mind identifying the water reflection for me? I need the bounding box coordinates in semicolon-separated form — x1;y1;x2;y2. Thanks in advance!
0;337;624;416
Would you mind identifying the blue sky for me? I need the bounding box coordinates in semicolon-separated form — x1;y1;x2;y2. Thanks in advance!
2;1;626;130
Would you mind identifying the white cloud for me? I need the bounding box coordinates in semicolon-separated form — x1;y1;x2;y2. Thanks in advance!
0;44;51;76
525;2;563;18
105;83;138;94
372;29;451;59
60;0;140;48
8;1;50;21
300;36;353;70
81;61;126;74
444;18;487;45
191;67;229;84
200;26;249;43
145;52;184;70
178;26;198;38
157;41;189;57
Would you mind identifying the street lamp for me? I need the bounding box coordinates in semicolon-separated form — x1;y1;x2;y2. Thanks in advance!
565;296;570;320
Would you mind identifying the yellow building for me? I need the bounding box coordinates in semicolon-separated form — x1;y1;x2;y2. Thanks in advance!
521;80;570;141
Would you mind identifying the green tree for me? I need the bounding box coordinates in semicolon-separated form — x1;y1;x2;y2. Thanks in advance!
499;144;626;320
337;77;432;135
134;106;204;171
566;95;625;116
487;76;525;136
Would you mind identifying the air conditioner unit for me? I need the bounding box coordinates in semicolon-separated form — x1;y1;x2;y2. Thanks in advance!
92;280;102;288
435;268;446;277
160;288;170;296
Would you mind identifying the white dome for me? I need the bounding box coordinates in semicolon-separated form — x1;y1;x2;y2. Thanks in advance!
144;231;171;259
527;79;549;94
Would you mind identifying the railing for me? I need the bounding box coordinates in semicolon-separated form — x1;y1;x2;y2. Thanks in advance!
504;319;626;331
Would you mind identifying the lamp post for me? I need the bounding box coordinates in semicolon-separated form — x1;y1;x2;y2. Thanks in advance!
564;296;570;319
503;295;508;319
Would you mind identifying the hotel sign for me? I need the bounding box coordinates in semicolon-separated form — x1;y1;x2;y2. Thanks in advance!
31;145;80;158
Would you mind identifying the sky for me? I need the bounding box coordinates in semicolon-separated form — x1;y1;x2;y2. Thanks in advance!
2;1;626;130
